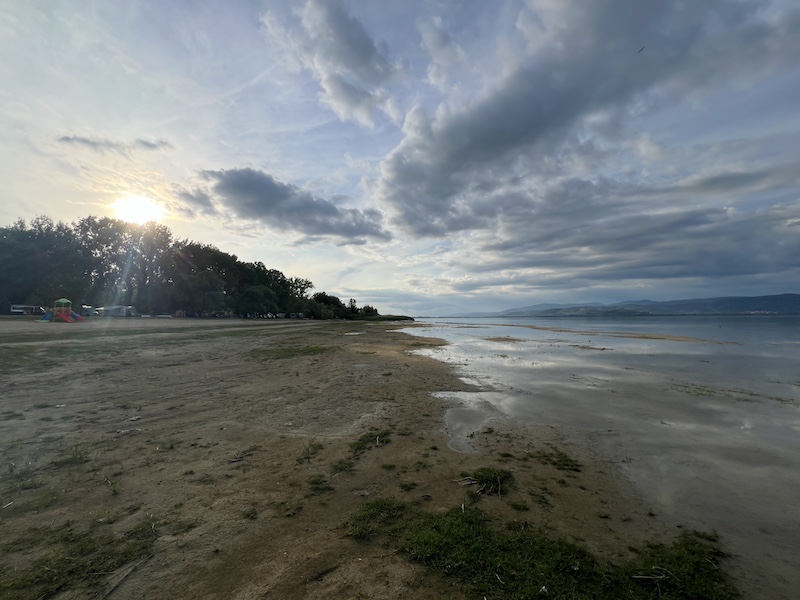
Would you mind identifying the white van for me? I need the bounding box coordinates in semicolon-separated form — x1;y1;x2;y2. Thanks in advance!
9;305;45;315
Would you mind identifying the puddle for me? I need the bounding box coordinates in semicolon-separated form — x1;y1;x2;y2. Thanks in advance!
442;406;488;453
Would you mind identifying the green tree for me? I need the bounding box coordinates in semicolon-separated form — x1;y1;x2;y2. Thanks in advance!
312;291;347;319
0;216;89;308
235;285;278;317
72;216;131;306
2;213;327;318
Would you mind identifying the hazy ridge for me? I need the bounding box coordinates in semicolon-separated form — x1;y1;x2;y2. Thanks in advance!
448;293;800;317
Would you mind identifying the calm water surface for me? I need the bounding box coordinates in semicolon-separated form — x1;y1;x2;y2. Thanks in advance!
404;316;800;600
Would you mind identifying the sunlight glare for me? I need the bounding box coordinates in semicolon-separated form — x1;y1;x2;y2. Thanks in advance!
112;195;164;224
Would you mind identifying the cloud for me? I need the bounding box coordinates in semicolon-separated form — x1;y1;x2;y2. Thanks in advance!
445;177;800;288
261;0;403;126
175;188;216;218
418;16;466;90
374;0;800;237
195;167;390;243
57;135;173;156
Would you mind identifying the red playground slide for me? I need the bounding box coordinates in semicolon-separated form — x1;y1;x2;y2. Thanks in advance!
55;312;73;322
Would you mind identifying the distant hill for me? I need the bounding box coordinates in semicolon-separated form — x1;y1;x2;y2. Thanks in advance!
447;294;800;317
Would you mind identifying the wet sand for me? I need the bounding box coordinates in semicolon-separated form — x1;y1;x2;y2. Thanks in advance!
0;317;671;599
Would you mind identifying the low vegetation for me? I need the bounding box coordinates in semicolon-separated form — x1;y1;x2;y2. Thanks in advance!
533;446;583;472
349;429;391;456
0;519;160;600
349;498;738;600
470;467;514;496
297;438;324;464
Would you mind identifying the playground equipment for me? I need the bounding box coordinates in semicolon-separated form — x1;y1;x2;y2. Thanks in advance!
40;298;84;322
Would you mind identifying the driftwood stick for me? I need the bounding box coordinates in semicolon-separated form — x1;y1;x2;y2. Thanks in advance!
454;476;478;486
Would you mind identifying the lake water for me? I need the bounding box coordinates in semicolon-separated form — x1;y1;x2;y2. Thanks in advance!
403;316;800;600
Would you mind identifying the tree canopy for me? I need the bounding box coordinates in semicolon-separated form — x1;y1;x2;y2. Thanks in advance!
0;215;377;319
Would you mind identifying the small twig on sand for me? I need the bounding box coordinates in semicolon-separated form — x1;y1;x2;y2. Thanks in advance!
632;566;673;581
453;477;477;486
104;554;152;597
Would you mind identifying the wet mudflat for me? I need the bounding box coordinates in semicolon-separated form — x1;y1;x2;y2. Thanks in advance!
409;316;800;600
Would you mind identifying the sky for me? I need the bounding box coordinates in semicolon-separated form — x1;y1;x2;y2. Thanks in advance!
1;0;799;316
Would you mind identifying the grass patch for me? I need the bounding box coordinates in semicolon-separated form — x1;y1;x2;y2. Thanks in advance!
297;438;324;464
529;492;552;508
308;474;334;495
53;442;92;467
349;499;738;599
534;447;582;472
349;429;391;456
673;383;716;397
0;518;162;599
330;459;355;474
470;467;514;496
251;345;333;361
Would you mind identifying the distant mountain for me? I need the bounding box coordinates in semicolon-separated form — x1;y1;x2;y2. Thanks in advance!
445;294;800;318
499;302;604;316
449;302;604;318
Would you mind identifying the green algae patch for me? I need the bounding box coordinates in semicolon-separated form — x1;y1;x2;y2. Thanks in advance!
349;498;738;600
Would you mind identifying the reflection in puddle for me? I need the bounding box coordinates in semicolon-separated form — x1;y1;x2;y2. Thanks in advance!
442;406;487;453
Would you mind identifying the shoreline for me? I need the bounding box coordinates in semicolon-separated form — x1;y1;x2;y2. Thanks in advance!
0;318;728;598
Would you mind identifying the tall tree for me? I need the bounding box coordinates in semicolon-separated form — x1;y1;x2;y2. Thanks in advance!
0;216;89;307
72;216;131;305
130;222;173;313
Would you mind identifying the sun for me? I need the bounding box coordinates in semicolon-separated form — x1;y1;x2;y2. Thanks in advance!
112;195;165;224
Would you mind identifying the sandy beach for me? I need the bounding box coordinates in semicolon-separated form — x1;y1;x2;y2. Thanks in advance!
1;317;713;598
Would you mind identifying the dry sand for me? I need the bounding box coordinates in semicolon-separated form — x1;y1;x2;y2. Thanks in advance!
1;317;674;599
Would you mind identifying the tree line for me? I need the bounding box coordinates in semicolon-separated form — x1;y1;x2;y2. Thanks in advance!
0;215;380;319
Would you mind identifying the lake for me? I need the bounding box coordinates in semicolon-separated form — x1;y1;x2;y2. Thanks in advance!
404;316;800;600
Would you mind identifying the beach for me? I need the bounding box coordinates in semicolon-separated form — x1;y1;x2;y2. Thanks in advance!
1;317;714;598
